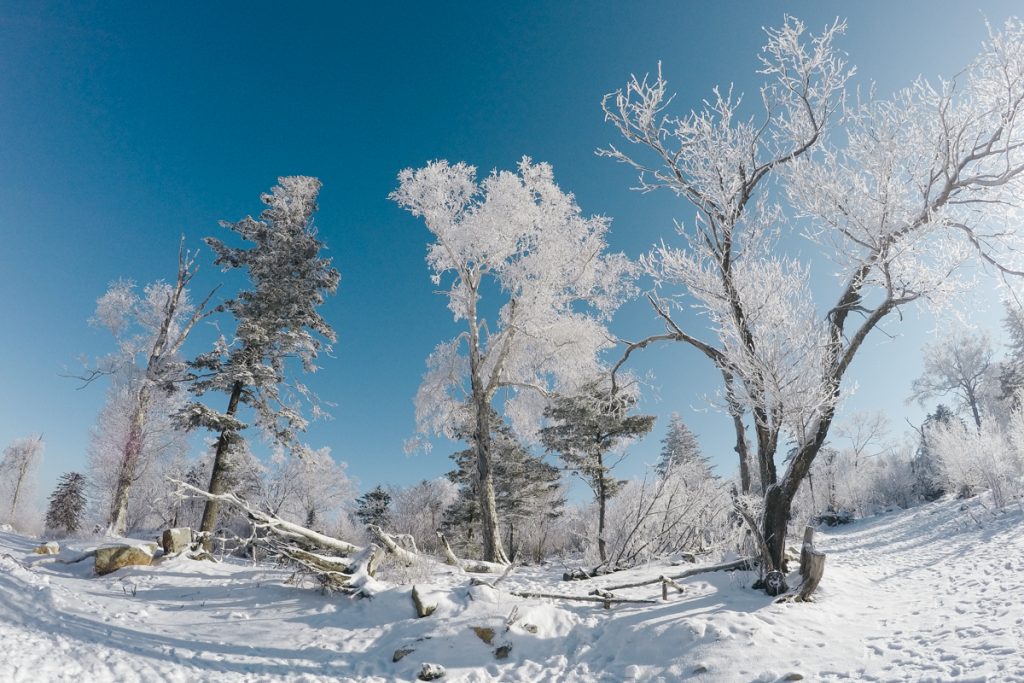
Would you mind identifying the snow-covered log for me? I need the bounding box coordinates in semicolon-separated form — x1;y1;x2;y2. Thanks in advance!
596;557;754;593
172;480;378;595
435;531;506;574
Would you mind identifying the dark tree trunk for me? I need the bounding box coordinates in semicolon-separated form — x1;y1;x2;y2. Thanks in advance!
762;484;790;571
199;381;244;544
597;452;608;564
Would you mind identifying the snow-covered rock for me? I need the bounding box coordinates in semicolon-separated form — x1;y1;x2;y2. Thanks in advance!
94;544;154;576
161;527;192;555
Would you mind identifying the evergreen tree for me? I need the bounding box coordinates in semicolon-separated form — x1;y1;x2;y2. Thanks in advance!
354;485;392;528
656;414;711;480
540;382;655;563
1000;300;1024;404
914;404;961;501
45;472;87;535
444;407;564;560
179;177;341;540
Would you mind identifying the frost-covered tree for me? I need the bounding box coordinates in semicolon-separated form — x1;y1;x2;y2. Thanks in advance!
388;478;459;554
391;158;634;563
910;330;995;429
604;16;1024;571
656;414;710;479
82;243;214;535
354;485;392;528
540;382;655;564
262;446;353;532
180;177;340;539
445;408;564;561
88;377;190;533
45;472;87;536
999;300;1024;403
0;436;43;530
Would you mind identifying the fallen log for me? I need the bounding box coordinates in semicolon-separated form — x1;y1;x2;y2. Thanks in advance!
172;479;379;595
508;590;658;609
435;531;506;574
598;557;754;592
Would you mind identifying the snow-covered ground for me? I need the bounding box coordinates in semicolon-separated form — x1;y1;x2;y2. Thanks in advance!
2;495;1022;682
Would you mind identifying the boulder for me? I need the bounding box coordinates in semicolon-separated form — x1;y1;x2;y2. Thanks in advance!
161;527;193;555
471;626;495;645
418;663;445;681
393;648;414;663
33;541;60;555
95;544;153;576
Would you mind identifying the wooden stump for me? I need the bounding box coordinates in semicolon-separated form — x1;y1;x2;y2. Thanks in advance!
799;526;814;578
796;550;825;601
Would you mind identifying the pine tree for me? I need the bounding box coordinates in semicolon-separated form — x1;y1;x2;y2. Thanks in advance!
656;414;711;480
444;407;564;560
914;404;961;501
354;486;392;528
179;177;341;540
1000;300;1024;404
540;382;655;563
45;472;87;535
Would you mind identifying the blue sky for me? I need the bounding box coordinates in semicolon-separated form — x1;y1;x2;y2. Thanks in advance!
1;1;1020;504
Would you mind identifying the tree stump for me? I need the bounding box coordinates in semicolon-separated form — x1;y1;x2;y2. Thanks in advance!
796;550;825;601
799;526;814;578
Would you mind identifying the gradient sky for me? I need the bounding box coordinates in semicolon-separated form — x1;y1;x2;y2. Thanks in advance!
1;1;1020;506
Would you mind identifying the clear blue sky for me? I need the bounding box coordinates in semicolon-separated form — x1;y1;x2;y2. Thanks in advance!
1;1;1019;504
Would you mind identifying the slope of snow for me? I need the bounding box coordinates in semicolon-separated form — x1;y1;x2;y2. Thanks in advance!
1;494;1021;682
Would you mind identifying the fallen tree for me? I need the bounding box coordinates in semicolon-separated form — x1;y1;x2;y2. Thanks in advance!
173;480;384;595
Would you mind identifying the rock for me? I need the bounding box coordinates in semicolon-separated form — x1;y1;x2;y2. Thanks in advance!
764;570;788;597
783;674;804;681
418;662;445;681
94;544;153;576
494;644;512;659
693;664;709;674
521;622;538;634
562;568;591;581
161;528;192;555
471;626;495;645
392;648;414;663
411;585;436;618
33;541;60;555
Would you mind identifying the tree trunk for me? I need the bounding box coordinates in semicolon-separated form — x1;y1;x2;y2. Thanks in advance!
722;371;752;494
473;394;509;564
108;385;152;536
762;484;790;571
199;381;244;544
597;452;608;564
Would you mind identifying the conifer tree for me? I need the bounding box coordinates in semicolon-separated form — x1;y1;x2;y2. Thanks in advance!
540;382;655;563
45;472;87;535
656;414;711;480
354;486;392;528
444;406;564;560
179;177;340;539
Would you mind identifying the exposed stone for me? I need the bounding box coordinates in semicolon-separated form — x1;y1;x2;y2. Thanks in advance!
33;541;60;555
521;622;538;634
471;626;495;645
411;585;436;618
161;527;193;555
693;664;709;674
418;662;445;680
392;648;414;663
494;644;512;659
783;674;805;681
94;544;153;576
